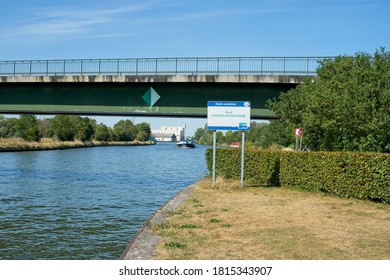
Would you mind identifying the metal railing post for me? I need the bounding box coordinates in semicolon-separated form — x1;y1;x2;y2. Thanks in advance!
13;61;16;76
136;59;138;75
261;58;263;75
306;58;309;76
155;58;158;75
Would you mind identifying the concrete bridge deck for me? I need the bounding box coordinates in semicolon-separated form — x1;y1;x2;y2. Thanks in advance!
0;56;326;118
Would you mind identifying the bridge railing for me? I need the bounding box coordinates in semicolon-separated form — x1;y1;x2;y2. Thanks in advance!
0;57;333;77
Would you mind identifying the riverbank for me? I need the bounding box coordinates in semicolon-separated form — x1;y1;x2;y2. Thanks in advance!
0;137;155;152
121;182;197;260
123;178;390;260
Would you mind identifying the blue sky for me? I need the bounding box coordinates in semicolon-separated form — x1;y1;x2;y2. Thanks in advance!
1;0;389;135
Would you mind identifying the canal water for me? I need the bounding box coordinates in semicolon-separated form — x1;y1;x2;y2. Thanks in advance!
0;142;209;259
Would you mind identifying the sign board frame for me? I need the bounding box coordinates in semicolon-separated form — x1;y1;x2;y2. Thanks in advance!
207;101;251;131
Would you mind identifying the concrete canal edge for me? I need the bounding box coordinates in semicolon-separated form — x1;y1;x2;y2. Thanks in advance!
119;182;197;260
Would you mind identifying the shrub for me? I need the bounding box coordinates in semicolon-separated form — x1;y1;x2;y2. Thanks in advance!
206;148;280;186
279;152;390;203
206;148;390;203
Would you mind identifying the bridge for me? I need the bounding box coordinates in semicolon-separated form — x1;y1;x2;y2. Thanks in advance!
0;57;331;119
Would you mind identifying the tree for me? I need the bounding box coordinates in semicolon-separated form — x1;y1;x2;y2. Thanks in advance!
38;118;55;138
225;131;240;145
268;48;390;152
0;116;17;138
194;127;206;142
94;123;111;142
135;122;151;141
136;131;149;141
113;120;137;141
193;124;216;145
74;117;95;141
15;115;40;141
216;131;225;144
246;121;266;146
52;115;76;141
259;120;294;148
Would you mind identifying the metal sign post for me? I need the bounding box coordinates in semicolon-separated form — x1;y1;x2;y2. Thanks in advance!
294;128;304;151
240;131;245;189
212;130;217;186
300;137;302;151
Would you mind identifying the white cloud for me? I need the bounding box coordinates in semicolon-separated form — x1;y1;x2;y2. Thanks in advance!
0;1;158;42
3;0;378;45
1;0;287;44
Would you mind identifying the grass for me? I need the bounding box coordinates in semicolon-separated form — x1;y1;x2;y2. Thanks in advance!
153;178;390;260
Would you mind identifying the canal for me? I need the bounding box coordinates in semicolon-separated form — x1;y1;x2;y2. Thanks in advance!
0;142;209;259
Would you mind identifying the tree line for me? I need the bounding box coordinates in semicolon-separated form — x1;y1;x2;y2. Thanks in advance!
267;47;390;153
195;48;390;153
193;121;291;148
0;115;152;142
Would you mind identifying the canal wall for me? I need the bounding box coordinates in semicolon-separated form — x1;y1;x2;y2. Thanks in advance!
120;181;198;260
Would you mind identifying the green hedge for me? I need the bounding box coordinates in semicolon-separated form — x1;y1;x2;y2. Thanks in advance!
280;152;390;203
206;148;280;186
206;148;390;203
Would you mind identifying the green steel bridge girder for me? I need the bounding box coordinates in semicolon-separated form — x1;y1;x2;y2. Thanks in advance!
0;80;299;119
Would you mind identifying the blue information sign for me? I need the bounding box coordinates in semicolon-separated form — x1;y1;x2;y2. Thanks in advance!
207;101;251;131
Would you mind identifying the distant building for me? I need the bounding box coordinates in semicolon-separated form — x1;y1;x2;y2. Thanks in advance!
152;133;177;142
152;126;186;142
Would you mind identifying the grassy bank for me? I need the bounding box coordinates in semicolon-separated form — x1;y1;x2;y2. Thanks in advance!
152;178;390;260
0;137;155;152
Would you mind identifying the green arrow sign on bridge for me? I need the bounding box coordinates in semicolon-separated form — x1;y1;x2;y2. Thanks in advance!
142;87;160;107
